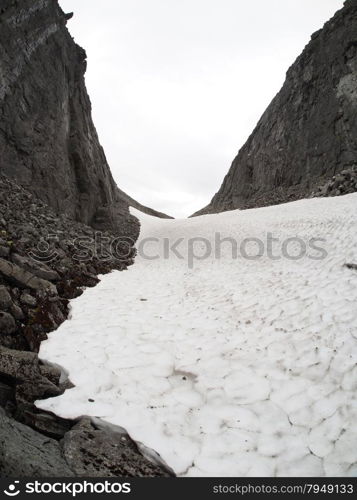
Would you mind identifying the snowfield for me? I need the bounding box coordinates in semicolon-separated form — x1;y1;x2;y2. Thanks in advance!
37;194;357;477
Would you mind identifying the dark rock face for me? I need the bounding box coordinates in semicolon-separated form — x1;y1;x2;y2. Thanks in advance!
194;0;357;216
0;344;172;477
0;0;170;236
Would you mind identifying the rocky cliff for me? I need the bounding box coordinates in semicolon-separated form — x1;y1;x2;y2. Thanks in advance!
194;0;357;216
0;0;170;238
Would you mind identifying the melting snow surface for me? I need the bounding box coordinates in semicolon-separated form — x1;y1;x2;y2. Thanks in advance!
37;194;357;476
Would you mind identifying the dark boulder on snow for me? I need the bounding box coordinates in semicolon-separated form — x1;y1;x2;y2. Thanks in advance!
0;408;74;477
62;418;173;477
0;0;173;478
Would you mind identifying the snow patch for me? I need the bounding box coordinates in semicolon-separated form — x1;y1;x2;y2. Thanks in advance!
37;194;357;476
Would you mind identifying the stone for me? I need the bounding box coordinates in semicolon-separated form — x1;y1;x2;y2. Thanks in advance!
0;258;57;295
19;410;73;440
0;312;16;335
39;362;62;386
0;0;169;239
0;409;74;477
12;254;60;282
0;346;39;382
311;166;357;200
0;246;9;258
61;418;172;477
16;377;62;403
0;285;12;310
0;346;62;404
345;263;357;271
20;292;37;307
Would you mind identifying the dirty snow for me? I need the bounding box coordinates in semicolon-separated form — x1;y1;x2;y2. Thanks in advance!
37;194;357;477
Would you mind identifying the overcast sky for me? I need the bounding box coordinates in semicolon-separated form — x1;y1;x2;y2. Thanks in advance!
59;0;343;218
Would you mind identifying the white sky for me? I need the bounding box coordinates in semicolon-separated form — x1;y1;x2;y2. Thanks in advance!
59;0;343;218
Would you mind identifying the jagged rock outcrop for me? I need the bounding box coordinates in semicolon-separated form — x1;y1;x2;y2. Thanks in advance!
194;0;357;216
0;0;170;237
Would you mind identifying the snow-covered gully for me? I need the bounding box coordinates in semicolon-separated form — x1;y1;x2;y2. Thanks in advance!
37;194;357;477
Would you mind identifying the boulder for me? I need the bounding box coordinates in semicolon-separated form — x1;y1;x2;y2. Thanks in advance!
12;254;60;282
16;377;62;403
0;258;57;295
0;346;62;402
9;303;24;321
0;409;74;477
39;363;62;386
62;418;172;477
19;409;73;440
0;0;166;238
0;285;12;310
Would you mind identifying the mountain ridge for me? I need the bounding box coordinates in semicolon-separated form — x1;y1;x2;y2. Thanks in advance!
193;0;357;216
